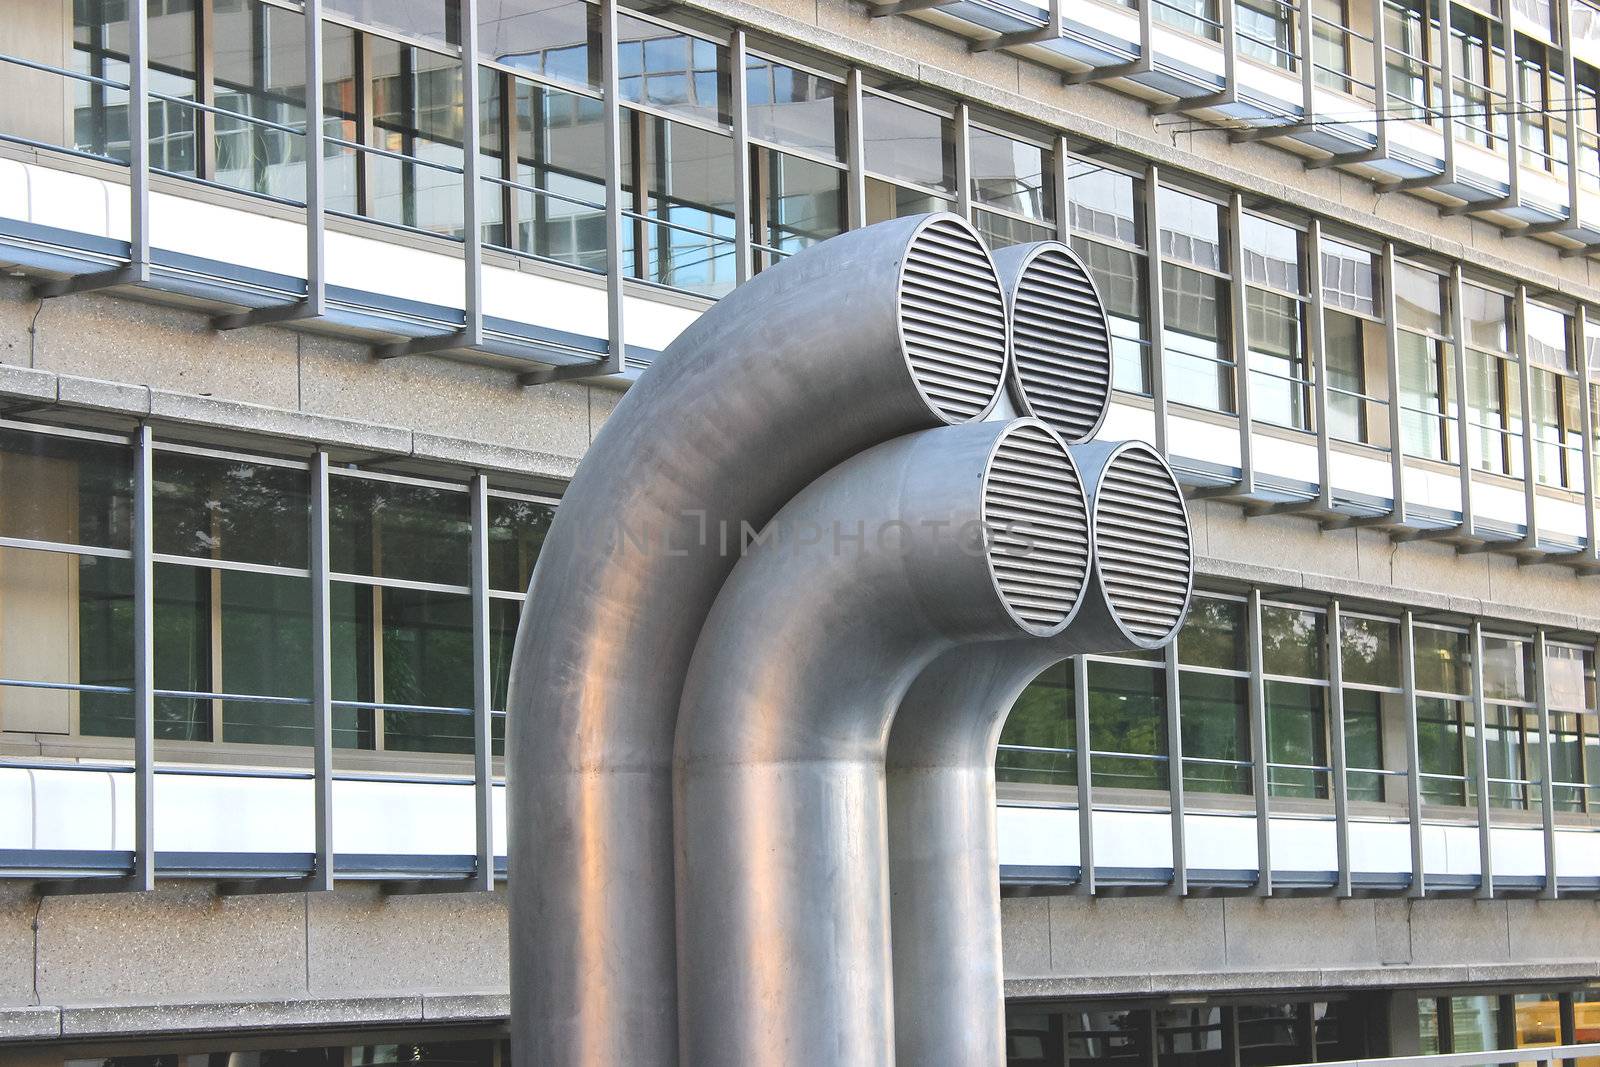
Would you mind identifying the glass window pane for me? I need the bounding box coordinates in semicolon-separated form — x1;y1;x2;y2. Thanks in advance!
1481;635;1531;702
380;587;474;753
490;597;521;719
1322;239;1376;316
618;16;727;125
969;127;1052;221
632;111;738;297
1071;237;1148;395
974;210;1051;250
1418;696;1467;804
1158;187;1224;271
1180;671;1250;794
1241;214;1302;293
997;661;1076;786
1325;310;1368;442
330;476;471;587
745;55;843;159
1414;626;1471;695
756;148;845;262
1162;263;1235;413
212;1;308;200
327;0;450;45
480;0;600;90
515;78;608;269
1524;302;1572;373
1343;689;1386;801
1068;163;1142;247
368;39;466;237
862;93;955;193
488;496;555;594
74;0;199;172
1341;615;1399;687
1394;263;1445;333
1262;605;1324;678
153;452;309;569
1266;680;1328;798
1088;660;1168;790
1247;288;1309;430
1461;283;1511;354
152;563;212;742
0;429;131;550
1177;596;1246;670
221;571;313;746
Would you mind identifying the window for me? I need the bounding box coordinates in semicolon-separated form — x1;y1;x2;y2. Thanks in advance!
745;54;843;159
211;1;310;199
1461;282;1521;477
1384;0;1436;122
1341;613;1399;801
1518;37;1569;176
1069;163;1150;395
1158;0;1224;41
1237;0;1296;70
1525;303;1583;489
969;126;1055;249
1160;187;1236;414
1089;658;1169;791
479;0;601;91
997;661;1076;785
1322;239;1387;445
617;15;728;126
1414;624;1472;805
507;75;608;269
625;109;738;297
1243;215;1310;431
746;55;846;272
1394;262;1457;462
1262;604;1330;798
861;91;955;222
1178;595;1250;795
368;36;467;237
1450;6;1498;150
73;0;200;172
1546;642;1597;812
1480;634;1538;809
1312;0;1354;91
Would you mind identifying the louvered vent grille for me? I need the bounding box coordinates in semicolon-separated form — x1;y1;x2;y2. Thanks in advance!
1095;445;1192;641
898;219;1009;422
1012;247;1112;443
983;423;1090;634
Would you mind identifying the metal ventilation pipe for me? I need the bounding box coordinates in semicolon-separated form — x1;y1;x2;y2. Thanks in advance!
506;214;1008;1067
674;419;1087;1067
886;440;1193;1067
993;241;1113;444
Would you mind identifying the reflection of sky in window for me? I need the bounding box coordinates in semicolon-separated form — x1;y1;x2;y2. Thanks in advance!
746;56;841;159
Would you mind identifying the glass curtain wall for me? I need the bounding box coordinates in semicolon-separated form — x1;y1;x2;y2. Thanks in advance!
1068;162;1151;396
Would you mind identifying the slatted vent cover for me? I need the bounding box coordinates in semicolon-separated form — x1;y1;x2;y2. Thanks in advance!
1095;444;1193;642
983;422;1090;635
898;218;1009;422
1011;246;1113;443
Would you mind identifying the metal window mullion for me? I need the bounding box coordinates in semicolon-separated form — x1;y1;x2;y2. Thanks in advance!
306;0;326;317
1516;285;1541;549
196;0;216;182
1576;310;1598;567
1504;18;1523;206
1308;218;1334;511
1248;587;1272;896
310;451;334;892
1165;643;1188;896
132;424;156;891
1299;0;1316;121
600;0;625;374
1220;0;1241;103
1053;134;1071;243
1230;193;1256;496
1440;0;1458;184
1402;608;1426;897
730;29;752;285
1560;0;1583;228
1328;597;1352;897
1074;654;1096;896
1470;618;1494;898
1148;164;1171;454
1382;242;1409;524
1372;0;1392;159
846;68;867;231
471;473;494;892
460;0;484;348
130;0;152;281
1450;265;1477;535
954;103;973;219
1534;628;1558;899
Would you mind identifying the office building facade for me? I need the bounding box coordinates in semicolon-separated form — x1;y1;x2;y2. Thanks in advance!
0;0;1598;1061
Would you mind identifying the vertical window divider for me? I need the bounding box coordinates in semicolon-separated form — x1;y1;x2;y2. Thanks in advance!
1229;193;1257;497
729;29;752;286
954;103;973;219
601;0;626;375
310;449;335;894
1327;597;1353;897
1449;264;1477;537
462;0;484;350
1515;285;1542;551
1440;0;1459;186
132;422;156;892
1073;655;1096;896
1147;164;1171;455
1052;134;1070;243
1308;218;1335;513
197;0;217;183
1469;617;1494;898
1299;0;1316;124
1248;588;1273;896
1503;19;1524;209
1533;628;1558;899
1380;242;1410;526
1576;308;1599;568
1401;608;1427;897
1164;642;1188;897
845;68;867;231
1371;0;1393;160
471;473;494;893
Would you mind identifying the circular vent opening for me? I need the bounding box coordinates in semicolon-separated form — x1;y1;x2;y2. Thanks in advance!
1011;245;1113;444
982;422;1090;636
897;217;1009;423
1093;444;1193;643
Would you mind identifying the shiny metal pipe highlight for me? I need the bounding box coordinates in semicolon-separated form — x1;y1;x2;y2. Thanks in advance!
886;440;1191;1067
994;242;1113;444
506;214;1008;1067
674;419;1081;1067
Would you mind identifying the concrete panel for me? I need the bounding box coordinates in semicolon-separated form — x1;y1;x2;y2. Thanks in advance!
1000;896;1052;979
588;383;624;440
1220;898;1381;970
1203;504;1363;583
59;995;422;1037
0;885;37;1009
1506;900;1600;963
306;885;508;997
1403;899;1511;967
32;293;301;411
34;885;307;1006
1374;898;1412;965
1047;896;1227;977
297;335;590;461
0;280;42;368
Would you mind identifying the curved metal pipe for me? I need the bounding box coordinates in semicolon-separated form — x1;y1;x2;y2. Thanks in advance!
506;214;1009;1067
674;419;1088;1067
885;440;1193;1067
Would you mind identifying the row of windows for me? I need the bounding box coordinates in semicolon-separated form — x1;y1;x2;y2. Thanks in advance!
998;591;1600;814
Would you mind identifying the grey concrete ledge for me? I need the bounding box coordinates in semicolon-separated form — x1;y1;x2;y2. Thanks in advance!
58;995;425;1039
0;1007;62;1042
421;993;512;1022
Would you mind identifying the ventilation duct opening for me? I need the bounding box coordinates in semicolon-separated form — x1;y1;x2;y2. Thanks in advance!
1093;442;1193;643
898;217;1010;423
983;422;1089;636
1007;244;1113;444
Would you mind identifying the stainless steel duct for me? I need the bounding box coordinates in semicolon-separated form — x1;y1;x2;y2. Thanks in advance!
994;242;1113;444
886;440;1192;1067
674;418;1086;1067
506;213;1008;1067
